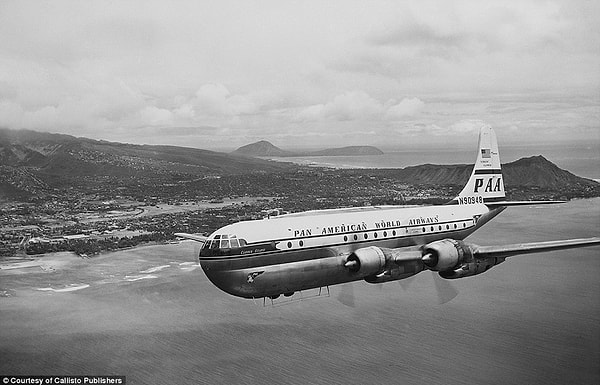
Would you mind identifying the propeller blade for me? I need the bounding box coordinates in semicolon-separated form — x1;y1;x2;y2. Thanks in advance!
398;274;417;291
432;271;458;304
194;243;202;262
337;283;355;307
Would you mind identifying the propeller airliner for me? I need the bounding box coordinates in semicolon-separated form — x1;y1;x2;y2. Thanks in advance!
177;126;600;300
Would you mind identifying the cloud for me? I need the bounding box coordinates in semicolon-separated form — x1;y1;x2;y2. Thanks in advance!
137;106;173;126
190;84;257;118
0;1;598;149
447;119;487;134
385;97;425;119
299;91;382;121
295;92;424;122
367;2;566;54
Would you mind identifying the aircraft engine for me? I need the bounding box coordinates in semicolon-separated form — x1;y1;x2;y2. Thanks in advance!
344;246;386;277
439;257;505;279
421;239;474;271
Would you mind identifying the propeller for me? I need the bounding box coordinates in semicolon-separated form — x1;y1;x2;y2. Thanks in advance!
431;271;458;304
397;274;417;292
194;242;202;264
337;283;355;307
396;271;458;304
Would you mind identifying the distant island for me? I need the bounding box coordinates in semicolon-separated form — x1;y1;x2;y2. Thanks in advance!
231;140;384;157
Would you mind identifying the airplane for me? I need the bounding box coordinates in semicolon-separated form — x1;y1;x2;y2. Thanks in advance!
176;125;600;301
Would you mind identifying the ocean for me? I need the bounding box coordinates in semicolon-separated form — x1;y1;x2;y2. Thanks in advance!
1;198;599;385
274;143;600;180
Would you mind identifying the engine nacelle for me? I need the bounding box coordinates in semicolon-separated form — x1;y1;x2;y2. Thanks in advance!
345;246;386;277
364;260;423;284
439;257;505;279
422;239;474;271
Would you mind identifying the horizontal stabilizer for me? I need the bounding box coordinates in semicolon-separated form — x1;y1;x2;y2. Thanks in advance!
485;200;566;208
474;237;600;258
174;233;208;243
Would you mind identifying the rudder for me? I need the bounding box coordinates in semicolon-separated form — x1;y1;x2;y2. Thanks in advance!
451;125;505;205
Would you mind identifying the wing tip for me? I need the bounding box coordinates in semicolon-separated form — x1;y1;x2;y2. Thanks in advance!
175;233;208;243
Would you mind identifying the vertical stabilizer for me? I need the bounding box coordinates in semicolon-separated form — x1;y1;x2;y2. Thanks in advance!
451;125;505;205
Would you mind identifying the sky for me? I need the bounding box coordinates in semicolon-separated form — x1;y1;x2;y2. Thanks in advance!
0;0;599;151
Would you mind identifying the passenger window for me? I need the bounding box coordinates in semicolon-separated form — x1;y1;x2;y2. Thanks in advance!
230;239;239;248
220;240;230;249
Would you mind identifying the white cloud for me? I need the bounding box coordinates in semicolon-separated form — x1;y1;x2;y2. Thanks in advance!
296;92;424;122
190;84;257;118
447;119;487;134
0;1;597;148
137;106;173;126
385;97;425;119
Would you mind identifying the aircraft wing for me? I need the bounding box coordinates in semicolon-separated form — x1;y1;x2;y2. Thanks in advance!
174;233;208;243
485;200;566;208
474;237;600;258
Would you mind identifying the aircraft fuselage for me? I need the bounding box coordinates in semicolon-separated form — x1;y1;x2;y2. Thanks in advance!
198;203;503;298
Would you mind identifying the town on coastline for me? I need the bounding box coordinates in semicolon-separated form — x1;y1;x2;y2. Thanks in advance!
2;166;598;258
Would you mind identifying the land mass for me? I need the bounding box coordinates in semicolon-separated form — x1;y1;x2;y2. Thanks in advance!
231;140;384;157
1;127;598;258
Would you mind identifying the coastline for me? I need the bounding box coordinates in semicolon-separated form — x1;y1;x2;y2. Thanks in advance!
265;144;600;180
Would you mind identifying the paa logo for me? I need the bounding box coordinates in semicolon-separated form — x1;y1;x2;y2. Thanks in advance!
474;177;503;193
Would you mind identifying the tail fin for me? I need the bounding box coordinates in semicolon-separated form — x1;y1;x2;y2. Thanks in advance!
451;125;505;205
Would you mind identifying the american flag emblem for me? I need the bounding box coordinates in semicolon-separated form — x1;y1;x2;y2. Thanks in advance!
481;148;491;158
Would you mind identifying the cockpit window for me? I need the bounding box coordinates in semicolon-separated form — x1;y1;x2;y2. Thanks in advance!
203;234;245;250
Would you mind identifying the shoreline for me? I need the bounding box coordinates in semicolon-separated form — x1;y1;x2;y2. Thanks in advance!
3;197;599;270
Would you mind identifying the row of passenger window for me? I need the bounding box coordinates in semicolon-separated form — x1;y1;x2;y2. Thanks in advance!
283;221;472;249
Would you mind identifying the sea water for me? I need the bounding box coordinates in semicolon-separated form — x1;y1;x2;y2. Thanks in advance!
275;143;600;180
1;198;599;385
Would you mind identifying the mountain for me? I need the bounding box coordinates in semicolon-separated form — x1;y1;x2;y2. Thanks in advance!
232;140;296;157
1;128;596;202
232;140;383;157
0;128;293;177
387;155;598;188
